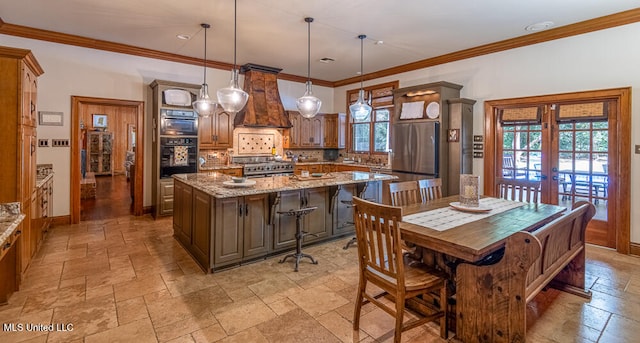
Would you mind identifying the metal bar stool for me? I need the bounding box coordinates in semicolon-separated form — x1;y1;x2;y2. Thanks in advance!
277;206;318;272
341;200;357;249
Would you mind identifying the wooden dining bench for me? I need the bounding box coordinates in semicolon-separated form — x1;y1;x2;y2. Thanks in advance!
456;201;596;342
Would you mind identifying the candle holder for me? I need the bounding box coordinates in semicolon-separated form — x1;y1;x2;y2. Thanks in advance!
459;174;479;207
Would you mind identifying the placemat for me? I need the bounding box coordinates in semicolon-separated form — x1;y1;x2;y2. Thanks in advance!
402;198;526;232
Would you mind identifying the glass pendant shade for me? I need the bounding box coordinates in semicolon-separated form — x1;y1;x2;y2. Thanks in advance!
217;69;249;113
297;82;322;119
193;84;217;117
350;34;371;121
193;23;217;118
349;89;372;121
296;17;321;118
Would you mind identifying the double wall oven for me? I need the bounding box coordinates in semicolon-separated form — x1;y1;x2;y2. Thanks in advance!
159;109;198;178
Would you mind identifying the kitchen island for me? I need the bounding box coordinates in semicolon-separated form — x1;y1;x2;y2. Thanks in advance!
172;171;397;272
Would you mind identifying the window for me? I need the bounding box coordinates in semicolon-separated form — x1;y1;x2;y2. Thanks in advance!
347;81;398;154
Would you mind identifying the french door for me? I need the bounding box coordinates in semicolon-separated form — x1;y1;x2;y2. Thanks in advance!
484;88;631;251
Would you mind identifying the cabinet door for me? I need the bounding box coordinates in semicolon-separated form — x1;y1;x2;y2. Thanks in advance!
214;111;233;148
289;113;301;148
273;191;302;251
22;66;37;127
310;116;323;147
192;189;212;269
360;181;381;203
243;194;270;259
198;115;215;149
214;197;243;266
334;184;356;236
323;114;337;148
338;113;346;149
303;187;330;242
159;179;174;215
173;181;193;246
20;127;36;205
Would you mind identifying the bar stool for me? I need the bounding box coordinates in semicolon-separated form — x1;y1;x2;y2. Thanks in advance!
341;200;357;249
277;206;318;272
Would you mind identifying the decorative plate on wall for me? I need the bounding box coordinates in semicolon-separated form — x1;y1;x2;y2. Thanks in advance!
426;102;440;119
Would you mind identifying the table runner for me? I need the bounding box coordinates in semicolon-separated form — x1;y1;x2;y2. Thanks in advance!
402;197;526;232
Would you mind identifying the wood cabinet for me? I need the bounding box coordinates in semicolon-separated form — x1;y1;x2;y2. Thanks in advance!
175;179;271;271
158;179;174;216
0;46;44;277
219;168;243;177
199;111;234;149
86;131;113;175
323;113;346;149
332;184;357;236
150;80;199;218
294;164;323;175
173;180;193;247
32;176;53;252
288;111;323;148
273;188;330;249
173;183;211;269
335;164;371;172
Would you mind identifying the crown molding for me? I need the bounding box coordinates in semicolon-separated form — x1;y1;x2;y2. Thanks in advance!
333;8;640;87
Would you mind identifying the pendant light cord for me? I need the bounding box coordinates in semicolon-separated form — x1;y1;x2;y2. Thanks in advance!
358;34;365;89
233;0;238;73
307;18;311;81
202;23;210;84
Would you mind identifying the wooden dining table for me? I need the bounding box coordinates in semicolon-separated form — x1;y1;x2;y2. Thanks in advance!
399;196;566;263
398;195;567;340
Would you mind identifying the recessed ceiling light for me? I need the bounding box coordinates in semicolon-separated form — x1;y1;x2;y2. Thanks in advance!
319;57;335;63
177;34;191;40
375;40;384;45
525;21;554;32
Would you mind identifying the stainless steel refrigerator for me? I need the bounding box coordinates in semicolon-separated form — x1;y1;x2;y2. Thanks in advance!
392;121;439;179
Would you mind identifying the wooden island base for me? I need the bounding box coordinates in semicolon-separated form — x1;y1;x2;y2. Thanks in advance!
172;172;395;272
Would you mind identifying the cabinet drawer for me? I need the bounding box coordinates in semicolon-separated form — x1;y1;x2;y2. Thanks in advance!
221;168;243;177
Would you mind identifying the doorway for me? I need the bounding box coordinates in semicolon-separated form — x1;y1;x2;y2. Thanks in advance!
484;87;631;253
71;96;144;223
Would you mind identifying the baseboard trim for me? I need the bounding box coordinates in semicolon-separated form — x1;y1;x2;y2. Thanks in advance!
143;206;153;215
629;243;640;256
51;215;71;226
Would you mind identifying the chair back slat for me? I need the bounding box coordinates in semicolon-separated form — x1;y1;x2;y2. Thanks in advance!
495;177;541;203
353;196;404;285
388;181;420;206
418;178;443;203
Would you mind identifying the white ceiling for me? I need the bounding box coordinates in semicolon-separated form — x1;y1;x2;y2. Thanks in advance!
1;0;638;82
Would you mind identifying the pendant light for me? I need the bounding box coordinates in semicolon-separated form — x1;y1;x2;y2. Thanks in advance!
349;34;372;121
217;0;249;113
192;23;218;118
296;17;322;118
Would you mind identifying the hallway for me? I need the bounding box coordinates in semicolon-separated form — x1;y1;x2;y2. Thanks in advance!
81;175;132;221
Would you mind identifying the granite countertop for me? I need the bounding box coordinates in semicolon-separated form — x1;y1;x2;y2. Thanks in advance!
0;202;25;245
173;171;397;199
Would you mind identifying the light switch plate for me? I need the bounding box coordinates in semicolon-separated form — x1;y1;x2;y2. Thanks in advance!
636;144;640;154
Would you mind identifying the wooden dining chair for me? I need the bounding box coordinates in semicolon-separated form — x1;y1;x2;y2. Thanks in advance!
418;178;442;203
495;177;541;203
352;196;448;342
388;181;420;206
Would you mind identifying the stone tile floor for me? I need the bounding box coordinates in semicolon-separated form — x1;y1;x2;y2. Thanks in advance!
1;215;639;342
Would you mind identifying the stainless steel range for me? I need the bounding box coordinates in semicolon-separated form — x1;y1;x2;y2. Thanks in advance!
231;155;294;178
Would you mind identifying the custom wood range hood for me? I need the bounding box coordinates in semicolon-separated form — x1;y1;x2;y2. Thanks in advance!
234;63;292;128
